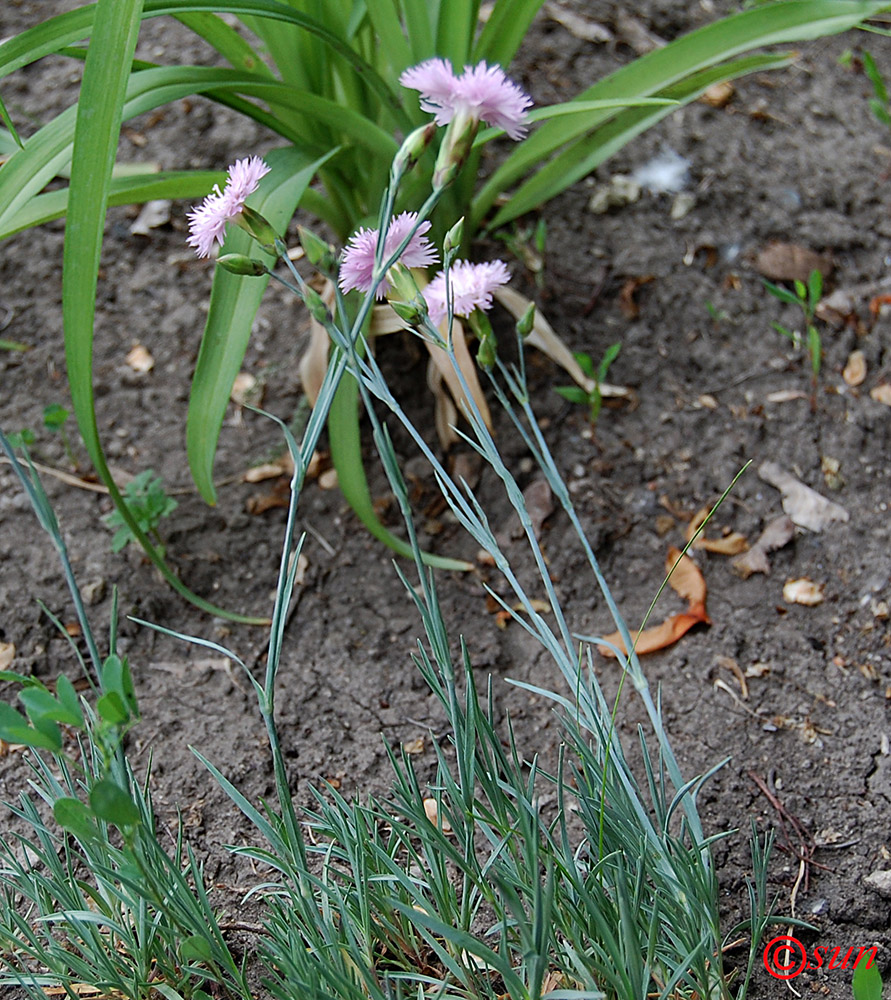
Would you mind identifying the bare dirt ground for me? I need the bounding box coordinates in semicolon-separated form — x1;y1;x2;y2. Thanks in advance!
1;2;890;996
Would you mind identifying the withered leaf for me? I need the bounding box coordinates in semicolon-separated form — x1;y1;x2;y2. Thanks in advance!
523;478;553;540
695;533;749;555
666;546;707;606
597;607;709;658
732;515;795;578
754;242;833;284
619;275;654;319
758;462;848;532
125;343;153;373
842;350;867;387
783;578;824;606
870;383;891;407
0;642;14;670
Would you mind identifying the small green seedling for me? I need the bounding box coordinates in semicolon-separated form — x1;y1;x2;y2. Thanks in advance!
852;954;882;1000
103;469;177;555
705;299;729;325
6;427;35;449
43;402;78;467
763;268;824;409
863;50;891;128
495;217;547;287
555;343;621;426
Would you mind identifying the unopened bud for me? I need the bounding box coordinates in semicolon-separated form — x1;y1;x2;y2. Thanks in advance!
298;226;336;272
302;286;331;325
433;109;478;190
443;217;464;257
235;205;279;250
389;298;428;328
216;254;268;276
386;262;422;304
516;302;536;339
391;122;438;182
468;310;496;370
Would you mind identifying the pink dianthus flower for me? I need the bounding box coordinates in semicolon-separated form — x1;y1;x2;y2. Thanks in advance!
187;156;270;258
339;211;439;298
400;59;532;140
424;260;511;326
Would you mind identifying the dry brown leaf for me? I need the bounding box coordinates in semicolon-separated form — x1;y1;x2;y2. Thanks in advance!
125;343;153;373
685;505;711;542
597;608;708;658
696;533;749;555
243;457;293;483
230;371;261;407
732;516;795;578
783;578;825;606
758;462;848;532
129;198;171;236
0;641;14;670
545;3;613;42
843;350;867;387
753;242;833;284
870;383;891;407
523;478;553;540
766;389;808;403
403;737;425;755
423;797;452;833
666;546;707;606
701;81;734;108
619;275;654;319
512;598;551;614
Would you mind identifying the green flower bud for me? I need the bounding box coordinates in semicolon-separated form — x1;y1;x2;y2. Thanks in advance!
234;205;280;250
389;299;428;328
216;254;268;276
298;226;337;272
433;109;478;191
302;286;331;326
443;217;465;258
516;302;536;339
391;122;438;182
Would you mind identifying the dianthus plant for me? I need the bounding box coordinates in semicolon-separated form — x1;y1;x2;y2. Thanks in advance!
0;1;884;619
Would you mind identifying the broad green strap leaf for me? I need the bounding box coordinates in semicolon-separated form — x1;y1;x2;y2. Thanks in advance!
0;65;362;234
0;170;223;239
401;0;436;61
186;146;337;504
60;0;268;624
473;0;546;67
490;53;790;228
329;367;473;572
363;0;413;76
472;0;891;225
435;0;479;65
0;0;410;131
173;11;273;75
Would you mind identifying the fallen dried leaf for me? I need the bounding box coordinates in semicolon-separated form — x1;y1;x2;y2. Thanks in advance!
129;198;171;236
545;2;613;42
766;389;808;403
615;9;666;53
243;457;293;483
783;578;824;606
318;468;339;490
597;608;708;658
125;343;153;373
423;797;452;834
842;350;867;387
732;515;795;578
696;533;749;555
701;80;734;108
0;642;14;670
815;287;856;328
512;598;552;614
403;737;425;755
666;546;707;606
619;275;654;319
754;242;833;284
870;383;891;407
758;462;848;532
523;478;553;540
231;371;261;407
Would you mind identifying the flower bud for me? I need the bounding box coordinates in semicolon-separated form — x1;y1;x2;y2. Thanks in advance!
234;205;280;250
216;254;268;276
443;217;464;258
298;226;337;272
468;310;497;369
433;109;477;190
391;121;438;183
516;302;536;339
302;286;332;325
389;299;428;328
